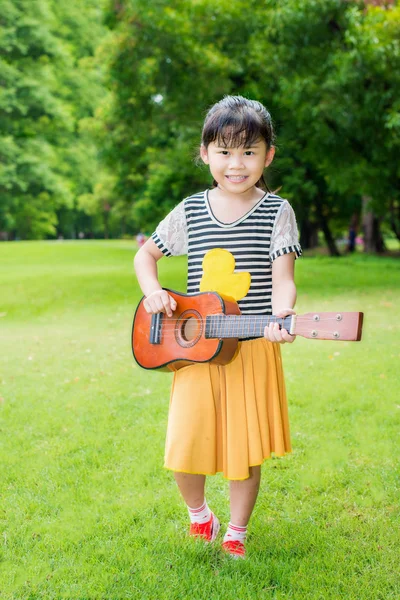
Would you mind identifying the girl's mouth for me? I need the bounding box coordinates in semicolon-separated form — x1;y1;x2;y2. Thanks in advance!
225;175;248;183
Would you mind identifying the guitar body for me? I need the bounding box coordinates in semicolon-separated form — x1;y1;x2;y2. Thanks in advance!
132;290;241;371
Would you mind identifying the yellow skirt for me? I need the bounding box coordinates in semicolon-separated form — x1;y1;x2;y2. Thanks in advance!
164;338;291;481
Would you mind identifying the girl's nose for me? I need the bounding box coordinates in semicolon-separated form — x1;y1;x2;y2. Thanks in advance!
229;155;245;169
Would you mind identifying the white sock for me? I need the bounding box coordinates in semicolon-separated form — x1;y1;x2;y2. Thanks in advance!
224;522;247;544
187;499;211;524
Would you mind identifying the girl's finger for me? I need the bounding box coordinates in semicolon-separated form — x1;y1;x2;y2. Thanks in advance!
144;298;156;314
267;323;279;344
263;325;272;341
281;329;296;343
264;323;288;344
167;295;177;315
275;309;296;319
158;291;173;317
272;322;283;343
145;299;157;314
154;296;165;312
162;297;173;317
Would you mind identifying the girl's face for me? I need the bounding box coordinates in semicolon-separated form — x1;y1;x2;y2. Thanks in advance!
200;139;275;196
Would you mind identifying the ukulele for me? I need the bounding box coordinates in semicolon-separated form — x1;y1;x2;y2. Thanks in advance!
132;289;364;372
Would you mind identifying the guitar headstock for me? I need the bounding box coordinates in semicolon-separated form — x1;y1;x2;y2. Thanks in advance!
294;312;364;341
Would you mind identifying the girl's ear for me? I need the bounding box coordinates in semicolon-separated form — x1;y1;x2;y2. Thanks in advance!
200;144;209;165
264;146;275;168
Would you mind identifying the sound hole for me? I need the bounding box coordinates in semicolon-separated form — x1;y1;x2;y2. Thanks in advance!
175;309;203;348
182;317;198;341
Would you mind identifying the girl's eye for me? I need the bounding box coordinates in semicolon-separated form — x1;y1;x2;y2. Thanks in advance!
244;151;254;156
219;151;229;155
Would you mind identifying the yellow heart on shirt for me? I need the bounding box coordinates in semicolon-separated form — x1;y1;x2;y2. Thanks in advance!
199;248;251;301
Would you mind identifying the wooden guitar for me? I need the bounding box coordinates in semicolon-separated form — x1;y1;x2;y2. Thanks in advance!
132;289;364;372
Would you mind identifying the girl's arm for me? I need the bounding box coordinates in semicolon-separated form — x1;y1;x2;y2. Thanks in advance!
134;238;177;317
271;253;296;314
264;253;297;344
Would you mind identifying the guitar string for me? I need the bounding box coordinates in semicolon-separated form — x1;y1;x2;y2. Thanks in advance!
147;323;356;337
148;327;355;339
147;320;356;333
145;316;354;323
144;315;360;339
146;333;356;341
153;317;289;335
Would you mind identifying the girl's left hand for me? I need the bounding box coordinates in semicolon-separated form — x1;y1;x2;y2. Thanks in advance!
264;309;296;344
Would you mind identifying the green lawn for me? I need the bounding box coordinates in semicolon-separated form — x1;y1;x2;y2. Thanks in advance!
0;241;399;599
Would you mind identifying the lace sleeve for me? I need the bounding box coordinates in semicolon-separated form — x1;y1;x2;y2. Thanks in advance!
151;201;188;257
269;201;302;262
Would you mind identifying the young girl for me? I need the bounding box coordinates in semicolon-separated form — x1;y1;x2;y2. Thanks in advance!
134;95;302;559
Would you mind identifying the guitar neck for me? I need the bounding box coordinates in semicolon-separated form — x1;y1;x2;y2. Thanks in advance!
205;311;364;341
205;314;293;339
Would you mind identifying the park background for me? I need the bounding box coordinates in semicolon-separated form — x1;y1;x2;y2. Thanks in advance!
0;0;399;598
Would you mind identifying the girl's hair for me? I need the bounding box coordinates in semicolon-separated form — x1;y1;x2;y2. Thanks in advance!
201;95;275;191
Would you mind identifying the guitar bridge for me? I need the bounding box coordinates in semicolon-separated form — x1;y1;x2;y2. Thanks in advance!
150;313;163;344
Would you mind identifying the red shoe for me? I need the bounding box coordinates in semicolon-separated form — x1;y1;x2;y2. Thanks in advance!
222;540;246;559
189;513;220;542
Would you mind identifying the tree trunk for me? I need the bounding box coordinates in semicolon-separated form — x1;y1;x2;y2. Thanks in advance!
299;216;319;250
362;196;386;253
320;216;341;256
389;198;400;242
315;196;341;256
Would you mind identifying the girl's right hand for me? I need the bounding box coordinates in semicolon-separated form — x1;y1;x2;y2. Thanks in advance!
143;290;177;317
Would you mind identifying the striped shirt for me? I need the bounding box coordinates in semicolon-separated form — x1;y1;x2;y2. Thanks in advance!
152;190;302;315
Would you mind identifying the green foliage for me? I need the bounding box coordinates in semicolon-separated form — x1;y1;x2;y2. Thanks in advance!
98;0;400;247
0;0;68;237
98;0;264;230
267;1;400;209
1;0;399;248
0;0;108;239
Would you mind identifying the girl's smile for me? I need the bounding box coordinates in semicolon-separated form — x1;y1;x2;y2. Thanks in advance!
200;140;275;199
225;175;248;183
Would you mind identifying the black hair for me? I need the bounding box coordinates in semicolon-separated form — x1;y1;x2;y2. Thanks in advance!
201;95;275;191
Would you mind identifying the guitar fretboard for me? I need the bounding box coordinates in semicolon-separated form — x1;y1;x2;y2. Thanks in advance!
205;315;293;339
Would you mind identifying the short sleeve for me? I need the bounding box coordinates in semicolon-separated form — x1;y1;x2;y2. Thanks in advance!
151;201;188;257
269;200;302;263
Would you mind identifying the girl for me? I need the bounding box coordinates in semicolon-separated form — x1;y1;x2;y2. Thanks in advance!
134;95;302;559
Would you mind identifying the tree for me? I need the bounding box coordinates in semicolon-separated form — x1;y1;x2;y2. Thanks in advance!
253;0;400;252
0;0;71;238
0;0;108;239
100;0;399;253
99;0;264;231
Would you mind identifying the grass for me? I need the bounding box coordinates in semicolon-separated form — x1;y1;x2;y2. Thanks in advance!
0;241;399;599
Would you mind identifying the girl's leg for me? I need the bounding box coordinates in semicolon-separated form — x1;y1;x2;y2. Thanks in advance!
173;472;206;507
229;465;261;526
174;472;220;540
222;466;261;557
